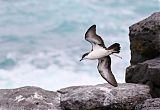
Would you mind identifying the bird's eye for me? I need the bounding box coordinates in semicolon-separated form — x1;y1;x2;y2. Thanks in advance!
98;44;102;46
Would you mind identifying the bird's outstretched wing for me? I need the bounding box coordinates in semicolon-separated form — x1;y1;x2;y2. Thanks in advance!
85;25;106;50
97;56;118;87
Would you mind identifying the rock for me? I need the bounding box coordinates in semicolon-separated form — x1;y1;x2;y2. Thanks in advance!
0;84;152;110
126;57;160;97
129;12;160;65
58;83;151;110
135;98;160;110
126;12;160;98
0;86;61;110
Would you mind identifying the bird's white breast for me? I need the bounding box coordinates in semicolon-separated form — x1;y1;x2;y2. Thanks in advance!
86;49;112;60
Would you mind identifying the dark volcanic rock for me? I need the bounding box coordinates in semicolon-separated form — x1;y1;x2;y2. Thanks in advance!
126;57;160;97
0;86;61;110
58;83;151;110
126;12;160;98
135;98;160;110
129;12;160;65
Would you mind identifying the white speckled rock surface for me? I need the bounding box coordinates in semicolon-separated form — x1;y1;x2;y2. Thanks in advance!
58;83;151;110
0;84;151;110
0;86;61;110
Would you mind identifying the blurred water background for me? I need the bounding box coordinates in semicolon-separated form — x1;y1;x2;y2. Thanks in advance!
0;0;159;90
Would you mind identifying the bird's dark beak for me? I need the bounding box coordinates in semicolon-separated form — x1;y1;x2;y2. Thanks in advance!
80;58;83;61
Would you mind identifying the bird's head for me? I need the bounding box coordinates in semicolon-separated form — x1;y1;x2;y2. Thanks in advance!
80;52;89;61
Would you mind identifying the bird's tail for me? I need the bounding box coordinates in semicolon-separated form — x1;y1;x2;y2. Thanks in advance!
108;43;120;53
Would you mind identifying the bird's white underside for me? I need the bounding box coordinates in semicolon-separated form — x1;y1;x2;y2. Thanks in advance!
85;48;112;60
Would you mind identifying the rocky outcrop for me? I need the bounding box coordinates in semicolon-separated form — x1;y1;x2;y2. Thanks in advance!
129;12;160;65
135;98;160;110
126;12;160;98
0;86;61;110
59;83;151;110
126;57;160;97
0;84;151;110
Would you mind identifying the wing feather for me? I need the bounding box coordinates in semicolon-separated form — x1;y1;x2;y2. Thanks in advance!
85;25;106;50
97;56;118;87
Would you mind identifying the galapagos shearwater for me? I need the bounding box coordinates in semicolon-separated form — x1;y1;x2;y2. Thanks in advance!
80;25;121;87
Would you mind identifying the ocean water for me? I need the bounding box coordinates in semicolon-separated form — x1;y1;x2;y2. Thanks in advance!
0;0;159;90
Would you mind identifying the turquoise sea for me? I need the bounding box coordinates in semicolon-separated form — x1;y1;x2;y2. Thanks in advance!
0;0;159;90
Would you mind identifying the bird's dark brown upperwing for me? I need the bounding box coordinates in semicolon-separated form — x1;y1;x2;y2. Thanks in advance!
85;25;106;50
97;56;118;87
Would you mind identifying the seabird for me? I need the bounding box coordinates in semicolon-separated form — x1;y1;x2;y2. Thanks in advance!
80;25;121;87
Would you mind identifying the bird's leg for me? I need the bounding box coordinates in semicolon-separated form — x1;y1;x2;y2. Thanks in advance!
112;53;122;59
